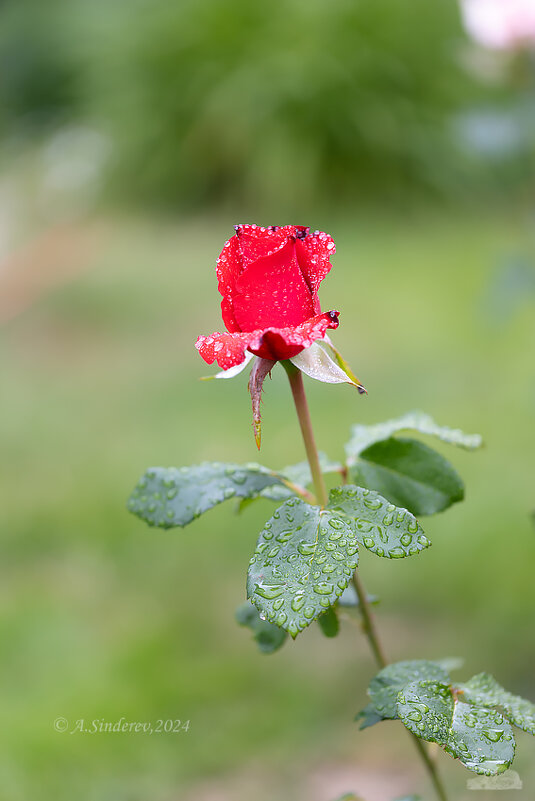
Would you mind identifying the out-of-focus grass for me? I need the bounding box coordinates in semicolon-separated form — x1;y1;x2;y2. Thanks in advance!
1;211;534;800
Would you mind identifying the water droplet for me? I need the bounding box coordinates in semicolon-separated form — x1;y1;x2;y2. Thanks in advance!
400;533;412;547
407;710;422;722
291;594;305;612
276;612;287;626
482;729;504;743
328;517;345;530
389;547;405;558
273;598;284;610
303;606;315;618
313;582;334;595
255;583;285;599
297;541;316;557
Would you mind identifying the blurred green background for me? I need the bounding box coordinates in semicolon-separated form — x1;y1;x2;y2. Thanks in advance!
1;1;534;800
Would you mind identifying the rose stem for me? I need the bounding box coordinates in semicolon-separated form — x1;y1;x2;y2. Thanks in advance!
283;361;449;801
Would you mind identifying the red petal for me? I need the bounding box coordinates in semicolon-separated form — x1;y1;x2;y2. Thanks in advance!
216;236;243;332
195;331;253;370
248;311;340;361
233;239;316;331
234;224;300;268
296;230;336;304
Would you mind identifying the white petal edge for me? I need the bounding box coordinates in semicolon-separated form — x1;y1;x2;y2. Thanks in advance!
201;350;254;380
290;342;359;385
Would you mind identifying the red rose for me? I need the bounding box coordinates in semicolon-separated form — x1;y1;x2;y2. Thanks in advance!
195;224;340;370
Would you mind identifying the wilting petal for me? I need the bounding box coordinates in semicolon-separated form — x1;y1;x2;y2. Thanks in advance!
248;356;276;449
247;311;340;361
195;330;254;370
290;341;366;393
200;350;254;380
323;334;367;392
233;239;316;330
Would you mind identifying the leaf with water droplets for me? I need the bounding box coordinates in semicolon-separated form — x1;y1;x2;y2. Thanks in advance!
458;673;535;736
328;485;431;559
351;438;464;516
367;660;450;719
246;498;359;638
128;463;285;528
398;680;515;776
346;410;483;460
235;600;287;654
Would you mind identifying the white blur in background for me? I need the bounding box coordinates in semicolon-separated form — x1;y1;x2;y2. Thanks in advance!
460;0;535;51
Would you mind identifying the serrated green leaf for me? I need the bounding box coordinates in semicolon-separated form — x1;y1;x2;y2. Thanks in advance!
128;463;284;528
328;485;431;558
247;498;359;638
368;660;450;719
351;438;464;516
235;601;287;654
346;410;483;460
355;702;385;730
318;606;340;638
459;673;535;735
397;680;515;775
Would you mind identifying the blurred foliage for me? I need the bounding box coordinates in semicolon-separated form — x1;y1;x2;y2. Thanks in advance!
2;0;531;211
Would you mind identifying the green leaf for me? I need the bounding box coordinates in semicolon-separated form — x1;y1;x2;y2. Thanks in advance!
459;673;535;735
128;462;284;528
368;660;450;719
328;485;431;558
397;680;515;775
355;703;385;730
235;601;287;654
351;438;464;516
318;606;340;638
346;410;483;460
247;498;359;638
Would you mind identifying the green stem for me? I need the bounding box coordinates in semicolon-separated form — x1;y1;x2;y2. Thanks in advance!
284;362;449;801
284;364;328;507
351;572;388;668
